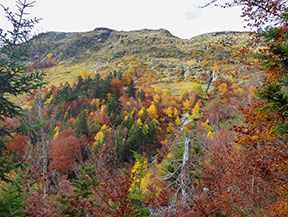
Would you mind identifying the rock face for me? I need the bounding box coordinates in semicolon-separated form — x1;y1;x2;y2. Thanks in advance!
29;28;252;79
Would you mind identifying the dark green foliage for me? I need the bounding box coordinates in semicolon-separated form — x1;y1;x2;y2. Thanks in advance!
59;164;99;217
0;183;26;217
54;104;63;121
257;26;288;137
117;122;143;163
107;89;122;117
63;107;71;122
52;83;77;104
71;165;99;199
0;0;43;156
139;89;146;102
146;119;158;143
258;27;288;70
53;74;112;105
74;110;89;138
91;123;100;134
257;75;288;118
115;112;125;127
127;80;137;98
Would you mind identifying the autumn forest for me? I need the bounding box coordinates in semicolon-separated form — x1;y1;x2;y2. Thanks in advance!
0;0;287;216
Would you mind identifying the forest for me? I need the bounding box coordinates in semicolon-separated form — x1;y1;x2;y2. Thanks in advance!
0;0;287;216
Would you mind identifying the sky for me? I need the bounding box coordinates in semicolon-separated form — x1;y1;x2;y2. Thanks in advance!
0;0;247;39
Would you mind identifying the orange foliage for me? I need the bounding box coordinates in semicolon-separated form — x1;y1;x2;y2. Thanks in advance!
49;128;82;175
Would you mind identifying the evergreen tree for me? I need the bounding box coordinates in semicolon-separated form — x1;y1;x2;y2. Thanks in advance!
0;0;43;155
139;90;146;102
107;89;122;116
118;122;143;163
54;104;63;121
64;107;71;122
127;80;137;98
74;110;89;138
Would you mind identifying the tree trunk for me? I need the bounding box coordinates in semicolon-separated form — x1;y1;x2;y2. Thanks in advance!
181;136;191;204
36;88;49;198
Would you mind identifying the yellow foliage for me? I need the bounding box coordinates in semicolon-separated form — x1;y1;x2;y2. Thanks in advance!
54;126;60;139
218;83;228;95
180;88;189;99
138;108;144;117
249;85;256;101
231;50;237;57
136;119;143;127
167;152;172;159
207;131;214;140
147;104;158;119
173;108;179;117
201;59;209;67
154;86;161;94
81;69;88;79
175;116;182;126
45;94;54;104
140;171;153;192
47;53;53;59
166;122;174;133
131;108;137;118
162;89;171;97
213;62;220;72
128;66;135;74
183;100;191;112
191;50;198;58
142;124;149;135
164;107;173;118
46;88;52;94
153;94;160;103
130;155;149;192
100;124;108;132
94;131;104;146
190;100;201;119
91;98;100;108
101;105;106;112
126;101;131;107
232;84;245;94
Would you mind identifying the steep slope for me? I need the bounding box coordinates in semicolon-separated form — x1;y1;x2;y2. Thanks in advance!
28;28;255;90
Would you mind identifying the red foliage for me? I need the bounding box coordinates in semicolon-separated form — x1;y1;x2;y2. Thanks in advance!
49;128;82;175
5;133;29;161
202;101;233;126
26;59;57;72
110;78;124;92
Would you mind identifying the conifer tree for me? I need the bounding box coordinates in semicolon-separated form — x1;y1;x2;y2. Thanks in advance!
74;110;89;138
127;80;137;98
0;0;42;154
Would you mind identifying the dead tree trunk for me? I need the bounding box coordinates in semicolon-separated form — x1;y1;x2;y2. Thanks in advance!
181;136;192;204
35;88;49;198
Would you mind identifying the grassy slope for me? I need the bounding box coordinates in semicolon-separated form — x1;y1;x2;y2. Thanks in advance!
12;29;260;105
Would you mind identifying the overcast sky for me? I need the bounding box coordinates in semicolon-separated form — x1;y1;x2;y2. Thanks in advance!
0;0;247;39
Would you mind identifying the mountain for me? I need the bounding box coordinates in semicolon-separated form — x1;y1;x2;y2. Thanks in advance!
27;28;256;94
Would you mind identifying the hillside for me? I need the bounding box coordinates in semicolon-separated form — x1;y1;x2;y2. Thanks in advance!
26;28;256;94
4;26;287;217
